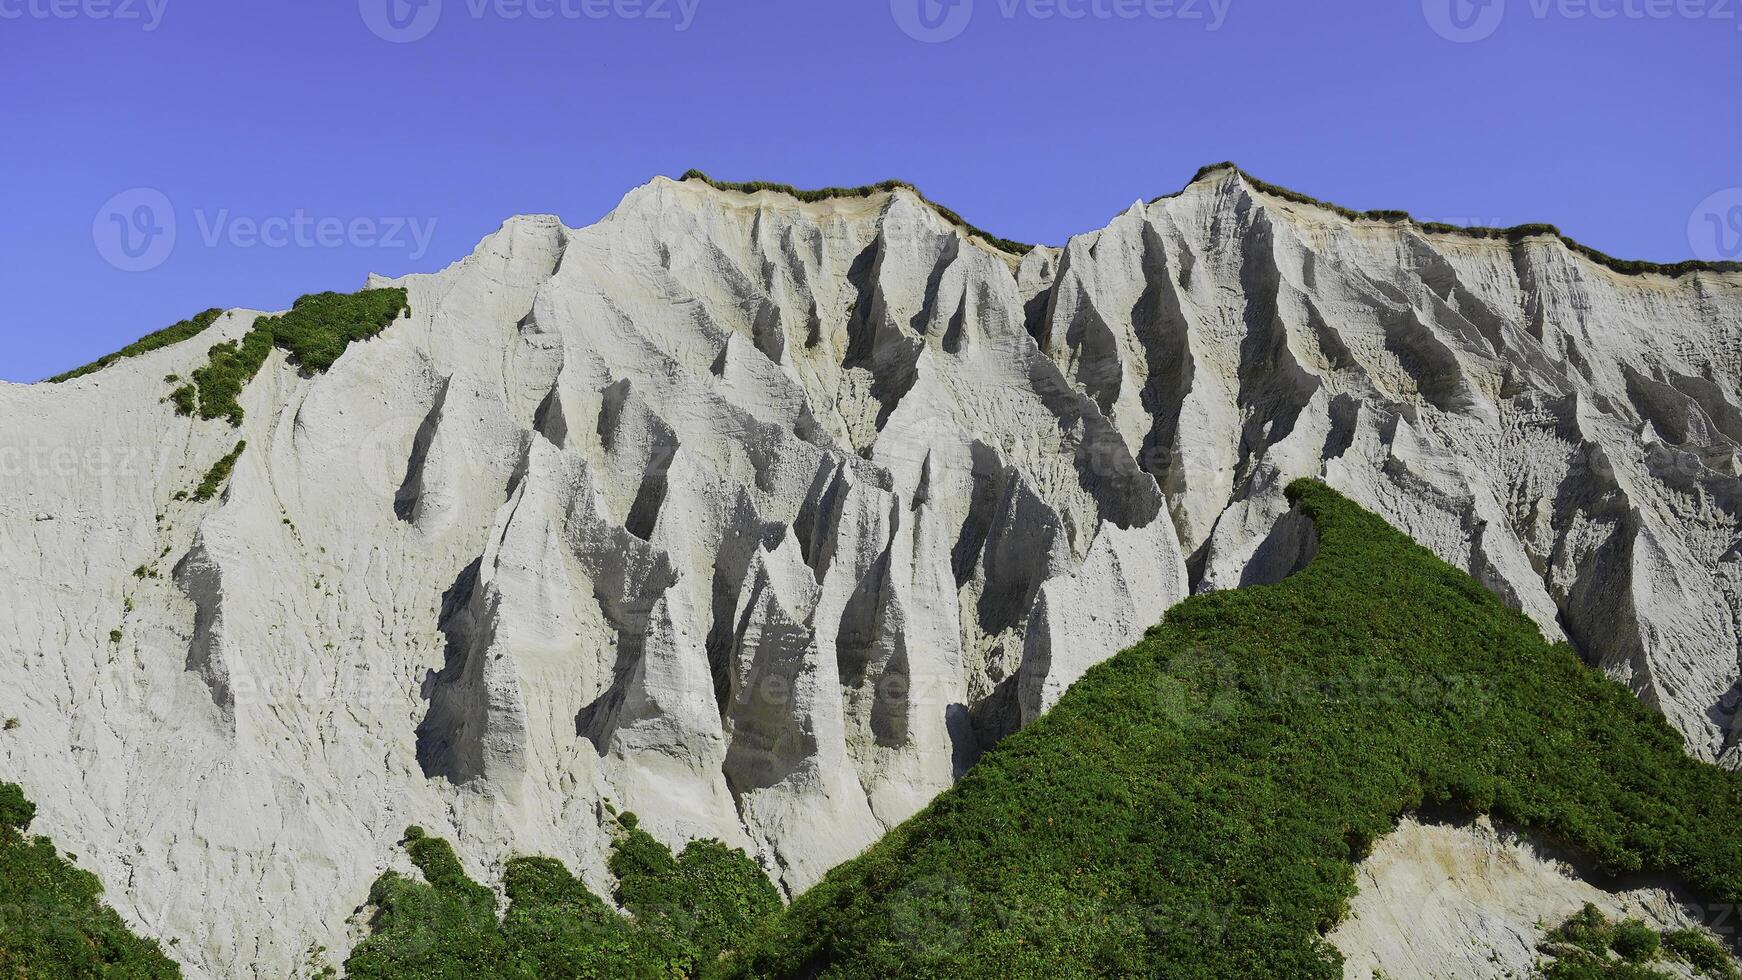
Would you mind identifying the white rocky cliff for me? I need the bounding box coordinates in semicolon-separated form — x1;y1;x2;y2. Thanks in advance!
1;167;1740;976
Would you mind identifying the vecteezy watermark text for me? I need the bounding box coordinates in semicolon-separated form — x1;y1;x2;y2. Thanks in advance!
193;210;438;259
359;0;700;43
0;0;167;29
1425;0;1742;43
94;188;438;272
891;0;1232;43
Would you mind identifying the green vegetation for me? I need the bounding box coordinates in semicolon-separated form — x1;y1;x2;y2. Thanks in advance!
191;441;246;503
0;781;181;977
680;169;1035;255
45;309;225;384
1174;162;1742;279
173;287;409;425
1664;929;1742;980
1535;904;1739;978
345;813;780;978
715;481;1742;979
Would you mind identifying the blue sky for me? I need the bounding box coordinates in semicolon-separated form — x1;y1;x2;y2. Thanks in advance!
3;0;1740;382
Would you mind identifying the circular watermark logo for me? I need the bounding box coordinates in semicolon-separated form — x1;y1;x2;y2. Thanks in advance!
891;0;974;42
93;188;176;273
360;0;443;42
1422;0;1506;42
1689;189;1742;263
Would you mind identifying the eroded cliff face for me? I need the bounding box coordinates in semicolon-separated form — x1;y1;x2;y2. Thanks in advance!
0;168;1738;976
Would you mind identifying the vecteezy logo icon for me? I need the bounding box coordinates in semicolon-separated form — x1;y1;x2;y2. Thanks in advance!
360;0;442;43
1422;0;1506;42
1690;189;1742;262
93;189;176;272
891;0;974;43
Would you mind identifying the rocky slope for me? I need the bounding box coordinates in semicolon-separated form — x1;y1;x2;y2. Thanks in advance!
1331;816;1721;979
1;166;1740;976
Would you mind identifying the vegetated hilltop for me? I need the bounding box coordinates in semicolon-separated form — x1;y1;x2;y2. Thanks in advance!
717;482;1742;979
321;484;1742;978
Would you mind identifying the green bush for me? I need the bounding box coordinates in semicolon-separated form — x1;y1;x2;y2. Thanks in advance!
188;330;275;425
191;442;247;503
0;783;33;830
345;814;778;979
680;170;1034;255
179;287;409;425
1611;919;1662;963
1663;929;1742;979
45;309;224;384
0;782;181;977
1537;906;1738;978
714;481;1742;979
1173;163;1742;279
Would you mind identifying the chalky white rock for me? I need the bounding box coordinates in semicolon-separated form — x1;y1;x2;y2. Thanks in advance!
2;167;1739;976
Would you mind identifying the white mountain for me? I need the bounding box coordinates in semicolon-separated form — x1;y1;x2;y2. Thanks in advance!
2;165;1739;977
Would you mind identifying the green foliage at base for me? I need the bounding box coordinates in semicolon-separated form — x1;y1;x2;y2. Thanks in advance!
679;170;1034;255
715;482;1742;979
0;782;181;977
1174;163;1742;279
345;813;779;979
176;287;409;425
45;309;225;384
1535;904;1739;978
190;441;246;503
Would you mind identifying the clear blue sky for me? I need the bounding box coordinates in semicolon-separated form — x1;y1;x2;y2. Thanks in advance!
3;0;1740;382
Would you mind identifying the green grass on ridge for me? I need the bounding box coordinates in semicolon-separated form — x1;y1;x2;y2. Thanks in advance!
45;309;225;384
679;170;1035;256
1173;162;1742;279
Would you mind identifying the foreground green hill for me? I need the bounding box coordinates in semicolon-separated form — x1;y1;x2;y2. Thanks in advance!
332;482;1742;978
0;782;180;977
715;481;1742;978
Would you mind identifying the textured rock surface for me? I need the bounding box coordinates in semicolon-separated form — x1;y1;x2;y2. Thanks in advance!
2;168;1740;976
1331;816;1722;979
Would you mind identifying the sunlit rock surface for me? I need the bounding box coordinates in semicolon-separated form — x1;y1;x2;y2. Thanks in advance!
2;168;1739;976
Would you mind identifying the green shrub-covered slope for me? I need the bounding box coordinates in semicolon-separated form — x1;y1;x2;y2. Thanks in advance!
0;782;180;978
715;481;1742;979
170;287;409;426
344;814;780;979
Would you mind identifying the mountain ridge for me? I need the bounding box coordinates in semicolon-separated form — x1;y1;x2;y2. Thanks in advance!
34;162;1742;389
5;164;1742;976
